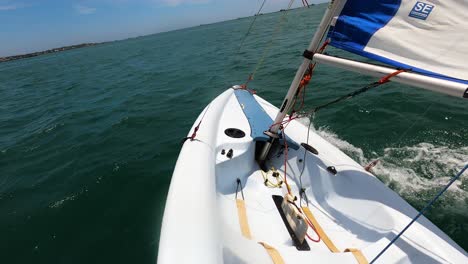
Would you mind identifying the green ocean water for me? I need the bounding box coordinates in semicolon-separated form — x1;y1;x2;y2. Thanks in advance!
0;4;467;263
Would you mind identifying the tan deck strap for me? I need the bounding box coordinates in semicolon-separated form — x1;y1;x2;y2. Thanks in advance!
301;206;340;253
236;200;284;263
236;199;252;239
258;242;285;264
345;248;369;264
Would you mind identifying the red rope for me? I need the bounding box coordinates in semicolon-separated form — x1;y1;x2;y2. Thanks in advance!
318;39;330;54
282;120;291;194
189;123;201;140
378;69;407;84
303;211;321;242
268;114;300;131
238;74;257;94
276;111;322;243
364;159;379;172
289;193;321;242
290;39;329;114
297;205;321;242
188;105;211;141
279;114;323;243
293;63;316;113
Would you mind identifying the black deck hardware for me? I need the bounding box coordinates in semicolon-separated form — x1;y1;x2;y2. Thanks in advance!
302;49;314;60
301;143;319;155
225;128;246;138
227;149;233;159
327;166;337;175
272;195;310;251
463;87;468;98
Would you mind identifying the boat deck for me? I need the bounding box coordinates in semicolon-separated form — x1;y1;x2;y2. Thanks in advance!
217;167;363;263
213;89;465;263
158;88;467;264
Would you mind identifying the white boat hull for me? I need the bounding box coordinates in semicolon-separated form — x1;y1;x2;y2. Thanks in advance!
158;88;467;264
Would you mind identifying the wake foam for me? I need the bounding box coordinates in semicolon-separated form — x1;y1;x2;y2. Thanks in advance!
314;126;366;164
313;126;468;198
49;194;76;208
376;143;467;194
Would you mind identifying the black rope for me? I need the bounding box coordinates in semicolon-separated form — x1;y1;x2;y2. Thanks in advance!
310;69;409;114
312;81;383;114
235;178;245;200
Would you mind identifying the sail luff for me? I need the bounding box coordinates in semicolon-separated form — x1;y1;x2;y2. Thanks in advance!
313;54;468;98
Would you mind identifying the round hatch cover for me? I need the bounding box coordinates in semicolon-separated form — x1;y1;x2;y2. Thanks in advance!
224;128;245;138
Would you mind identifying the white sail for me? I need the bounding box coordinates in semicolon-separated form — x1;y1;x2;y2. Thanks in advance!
327;0;468;85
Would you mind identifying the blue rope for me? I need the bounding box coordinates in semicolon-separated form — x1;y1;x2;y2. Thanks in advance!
370;164;468;264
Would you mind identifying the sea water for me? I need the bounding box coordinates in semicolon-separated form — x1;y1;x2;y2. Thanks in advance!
0;4;466;263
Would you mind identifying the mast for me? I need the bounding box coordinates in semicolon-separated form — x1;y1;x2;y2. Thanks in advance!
258;0;344;163
258;0;468;163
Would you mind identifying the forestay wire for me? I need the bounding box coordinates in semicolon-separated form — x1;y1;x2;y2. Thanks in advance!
236;0;268;55
247;0;296;85
234;0;296;88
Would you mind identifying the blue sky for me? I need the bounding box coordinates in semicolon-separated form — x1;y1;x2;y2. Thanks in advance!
0;0;324;57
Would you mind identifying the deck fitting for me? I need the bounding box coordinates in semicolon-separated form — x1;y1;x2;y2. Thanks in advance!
272;195;310;251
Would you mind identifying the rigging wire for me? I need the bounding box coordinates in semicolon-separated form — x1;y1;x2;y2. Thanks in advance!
394;102;434;148
276;115;322;243
236;0;268;55
182;103;212;143
310;69;408;114
273;68;409;124
363;100;434;171
277;66;408;206
289;39;330;115
370;164;468;263
298;118;313;208
245;0;296;87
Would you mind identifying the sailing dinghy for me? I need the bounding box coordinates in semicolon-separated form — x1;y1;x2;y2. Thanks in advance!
158;1;468;263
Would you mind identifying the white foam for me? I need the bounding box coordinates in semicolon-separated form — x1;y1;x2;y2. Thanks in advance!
376;143;468;194
315;126;366;164
49;194;76;208
312;125;468;198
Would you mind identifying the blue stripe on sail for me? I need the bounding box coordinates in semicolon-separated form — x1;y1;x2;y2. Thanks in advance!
328;0;401;53
327;0;468;85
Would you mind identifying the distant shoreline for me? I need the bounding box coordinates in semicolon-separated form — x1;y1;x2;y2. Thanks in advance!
1;4;321;64
0;43;102;63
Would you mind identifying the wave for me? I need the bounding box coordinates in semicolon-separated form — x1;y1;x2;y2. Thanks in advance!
49;194;76;209
314;126;468;198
